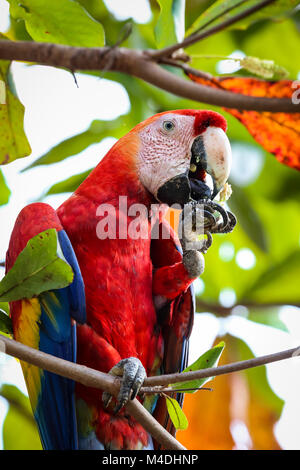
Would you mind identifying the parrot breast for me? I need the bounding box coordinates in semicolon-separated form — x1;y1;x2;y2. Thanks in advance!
57;141;164;449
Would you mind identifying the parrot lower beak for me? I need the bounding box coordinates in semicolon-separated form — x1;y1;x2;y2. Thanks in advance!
156;173;191;206
156;168;211;207
156;127;232;206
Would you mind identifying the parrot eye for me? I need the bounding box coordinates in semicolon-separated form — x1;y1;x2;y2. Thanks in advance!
162;120;175;132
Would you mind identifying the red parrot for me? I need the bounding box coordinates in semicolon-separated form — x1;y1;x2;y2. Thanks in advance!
6;109;232;450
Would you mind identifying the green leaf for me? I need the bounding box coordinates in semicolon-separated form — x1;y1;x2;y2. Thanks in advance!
8;0;105;47
154;0;185;47
171;342;225;392
187;0;299;36
24;115;131;170
0;170;10;205
1;384;42;450
165;395;188;430
0;60;31;164
0;302;9;314
0;229;74;302
46;169;91;195
0;309;12;334
228;184;268;253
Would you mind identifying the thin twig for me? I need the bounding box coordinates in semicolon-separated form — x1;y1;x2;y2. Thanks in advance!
143;345;300;387
143;387;213;395
188;0;250;36
159;58;215;80
149;0;277;60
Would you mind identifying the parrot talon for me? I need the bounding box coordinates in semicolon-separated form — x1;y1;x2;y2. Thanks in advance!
209;202;229;231
200;231;213;253
102;392;113;409
102;357;146;413
212;209;237;234
225;211;237;233
195;199;237;236
113;400;126;415
203;210;217;229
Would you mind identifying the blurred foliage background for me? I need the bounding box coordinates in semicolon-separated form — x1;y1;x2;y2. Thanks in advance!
0;0;299;450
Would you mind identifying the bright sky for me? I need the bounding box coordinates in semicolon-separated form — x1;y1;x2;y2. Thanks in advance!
0;0;300;450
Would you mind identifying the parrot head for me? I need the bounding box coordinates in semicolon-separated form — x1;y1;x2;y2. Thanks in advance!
135;109;231;206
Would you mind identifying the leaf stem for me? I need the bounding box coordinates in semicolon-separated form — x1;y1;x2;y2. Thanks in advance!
190;54;242;61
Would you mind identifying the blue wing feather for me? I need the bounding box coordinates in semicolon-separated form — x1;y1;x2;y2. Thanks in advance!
7;206;87;450
34;288;77;449
57;230;86;325
31;229;86;449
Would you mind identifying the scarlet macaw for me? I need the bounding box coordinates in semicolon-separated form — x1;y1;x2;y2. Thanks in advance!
6;110;232;450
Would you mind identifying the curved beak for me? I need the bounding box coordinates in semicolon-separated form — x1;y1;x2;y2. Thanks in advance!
156;126;232;206
190;127;232;200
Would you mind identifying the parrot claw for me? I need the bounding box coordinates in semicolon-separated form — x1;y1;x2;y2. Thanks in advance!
195;199;237;234
102;357;146;413
102;392;113;409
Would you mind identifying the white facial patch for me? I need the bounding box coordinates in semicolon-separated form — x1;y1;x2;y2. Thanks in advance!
137;114;195;198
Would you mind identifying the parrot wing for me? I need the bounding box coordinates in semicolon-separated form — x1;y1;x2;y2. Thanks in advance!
150;219;195;443
6;203;86;450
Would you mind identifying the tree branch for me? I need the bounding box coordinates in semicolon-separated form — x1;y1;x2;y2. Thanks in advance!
0;333;185;450
1;333;299;449
0;41;298;113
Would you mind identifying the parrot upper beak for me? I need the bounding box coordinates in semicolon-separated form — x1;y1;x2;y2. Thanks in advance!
156;127;232;206
189;127;232;201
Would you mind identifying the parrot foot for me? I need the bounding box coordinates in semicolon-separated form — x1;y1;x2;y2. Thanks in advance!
178;204;207;277
179;200;236;256
179;203;212;254
102;357;146;414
